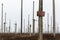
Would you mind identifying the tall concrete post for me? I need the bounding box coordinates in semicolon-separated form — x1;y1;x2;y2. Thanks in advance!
24;19;25;33
33;1;35;33
53;0;55;37
4;12;6;33
47;13;49;33
15;22;17;33
28;15;30;33
38;0;43;40
9;20;11;33
30;24;31;36
21;0;23;33
4;22;5;33
1;3;3;33
37;0;45;40
51;16;53;32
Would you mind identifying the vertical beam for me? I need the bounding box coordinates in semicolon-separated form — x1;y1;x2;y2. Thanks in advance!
51;16;53;33
33;1;35;33
24;19;25;33
4;22;5;33
1;3;3;33
5;12;6;26
53;0;55;37
47;13;49;33
4;12;6;33
28;15;30;33
57;23;59;33
30;24;31;36
9;20;11;33
15;22;17;33
38;0;43;40
21;0;23;33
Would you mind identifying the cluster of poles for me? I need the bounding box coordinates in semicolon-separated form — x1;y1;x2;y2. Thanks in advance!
0;0;36;33
1;3;17;33
38;0;56;40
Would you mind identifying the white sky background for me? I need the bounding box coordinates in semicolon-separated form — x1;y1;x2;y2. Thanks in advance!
0;0;60;33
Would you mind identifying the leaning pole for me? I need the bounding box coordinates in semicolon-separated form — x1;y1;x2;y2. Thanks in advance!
37;0;45;40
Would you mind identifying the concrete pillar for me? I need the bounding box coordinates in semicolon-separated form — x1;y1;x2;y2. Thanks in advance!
21;0;23;33
15;22;17;33
53;0;55;38
1;3;3;33
33;1;35;33
37;0;44;40
47;13;49;33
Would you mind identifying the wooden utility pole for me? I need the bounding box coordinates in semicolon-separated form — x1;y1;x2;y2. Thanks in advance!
1;3;3;33
21;0;23;33
33;1;35;33
37;0;45;40
53;0;55;38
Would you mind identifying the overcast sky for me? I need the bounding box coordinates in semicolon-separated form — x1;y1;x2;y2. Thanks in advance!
0;0;60;33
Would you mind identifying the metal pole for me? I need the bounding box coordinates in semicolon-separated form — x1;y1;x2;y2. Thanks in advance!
1;3;3;33
53;0;55;38
21;0;23;33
